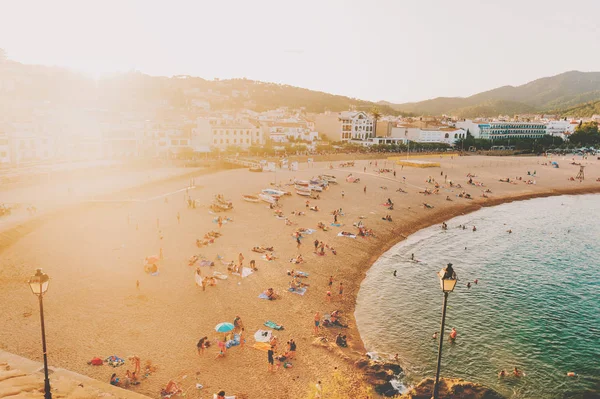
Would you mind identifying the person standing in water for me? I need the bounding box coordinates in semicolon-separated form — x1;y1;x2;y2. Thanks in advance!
393;270;397;277
411;253;415;261
449;327;457;342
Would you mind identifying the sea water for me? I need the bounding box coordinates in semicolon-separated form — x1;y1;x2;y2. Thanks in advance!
355;194;600;399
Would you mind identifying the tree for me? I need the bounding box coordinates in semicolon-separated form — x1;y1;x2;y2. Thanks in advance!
570;122;600;146
370;107;382;138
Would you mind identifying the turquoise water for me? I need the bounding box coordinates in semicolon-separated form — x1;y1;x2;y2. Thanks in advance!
355;194;600;399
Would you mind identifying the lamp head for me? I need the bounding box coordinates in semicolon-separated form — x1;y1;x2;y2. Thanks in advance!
28;268;50;296
438;264;458;293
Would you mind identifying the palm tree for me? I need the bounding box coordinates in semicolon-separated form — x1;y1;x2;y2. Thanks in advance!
370;107;382;138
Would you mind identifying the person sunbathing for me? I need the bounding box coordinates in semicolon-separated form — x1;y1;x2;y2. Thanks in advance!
396;187;407;193
423;203;434;209
310;206;319;211
265;288;279;300
252;247;266;253
189;255;199;266
265;252;277;261
162;380;182;397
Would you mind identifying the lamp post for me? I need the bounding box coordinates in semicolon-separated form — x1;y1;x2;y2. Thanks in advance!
432;263;458;399
28;269;52;399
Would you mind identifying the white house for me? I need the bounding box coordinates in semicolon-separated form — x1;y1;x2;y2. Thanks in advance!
418;128;465;145
455;120;482;139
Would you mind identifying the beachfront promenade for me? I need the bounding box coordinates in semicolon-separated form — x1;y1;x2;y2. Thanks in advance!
0;155;598;399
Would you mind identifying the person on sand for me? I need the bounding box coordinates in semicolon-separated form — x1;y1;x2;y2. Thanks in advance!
110;373;119;386
218;216;223;229
234;316;244;332
197;336;208;355
267;346;275;372
240;328;246;348
296;236;301;250
314;312;321;334
341;190;345;198
326;290;332;302
364;185;367;194
136;280;140;289
315;381;323;398
176;212;180;224
314;239;319;251
216;391;226;399
215;341;226;359
238;253;244;267
288;339;297;358
339;282;344;300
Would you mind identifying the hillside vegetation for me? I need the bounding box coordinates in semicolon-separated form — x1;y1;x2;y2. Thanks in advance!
384;71;600;117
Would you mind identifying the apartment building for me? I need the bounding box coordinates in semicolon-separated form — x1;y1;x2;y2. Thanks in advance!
192;117;263;150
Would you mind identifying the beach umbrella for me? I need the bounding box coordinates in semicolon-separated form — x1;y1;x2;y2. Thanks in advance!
215;322;235;333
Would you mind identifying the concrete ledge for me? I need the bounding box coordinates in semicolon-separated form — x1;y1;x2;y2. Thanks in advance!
0;350;151;399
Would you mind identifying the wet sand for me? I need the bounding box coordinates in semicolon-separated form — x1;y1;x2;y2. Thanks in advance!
0;155;598;398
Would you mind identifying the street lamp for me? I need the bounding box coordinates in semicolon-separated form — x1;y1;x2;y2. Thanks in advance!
432;263;458;399
28;268;52;399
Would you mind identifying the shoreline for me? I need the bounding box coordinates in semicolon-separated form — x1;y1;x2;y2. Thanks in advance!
1;155;599;398
347;184;600;393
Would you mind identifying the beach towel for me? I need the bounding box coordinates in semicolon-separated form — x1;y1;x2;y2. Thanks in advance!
252;342;271;352
213;272;228;280
261;254;276;261
264;321;284;330
290;271;309;277
199;260;214;267
330;223;342;227
241;267;254;278
299;228;316;234
288;287;307;295
105;356;125;367
213;395;236;399
254;329;272;342
258;293;270;299
194;273;203;286
337;232;356;239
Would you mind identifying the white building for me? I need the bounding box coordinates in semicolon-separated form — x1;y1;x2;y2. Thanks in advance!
418;128;465;145
455;120;482;139
314;111;374;142
192;117;263;150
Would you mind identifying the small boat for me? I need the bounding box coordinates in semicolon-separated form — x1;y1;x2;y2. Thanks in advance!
319;174;337;184
259;194;278;204
262;188;289;197
242;194;260;203
309;185;323;192
296;189;312;196
295;184;312;192
294;180;310;187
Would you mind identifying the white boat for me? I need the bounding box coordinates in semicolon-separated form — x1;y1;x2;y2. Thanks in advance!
242;194;260;203
309;185;323;192
294;180;310;187
262;188;289;197
319;174;337;184
259;194;278;204
295;189;312;196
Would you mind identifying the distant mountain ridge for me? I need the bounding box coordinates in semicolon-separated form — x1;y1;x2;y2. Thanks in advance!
382;71;600;118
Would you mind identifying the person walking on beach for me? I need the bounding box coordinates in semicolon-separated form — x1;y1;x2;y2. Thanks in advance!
325;290;332;302
296;236;302;250
267;346;275;372
364;185;367;194
238;253;244;267
315;381;323;398
177;212;180;224
218;216;223;229
341;190;345;199
314;312;321;334
339;282;344;300
328;275;333;288
314;239;319;251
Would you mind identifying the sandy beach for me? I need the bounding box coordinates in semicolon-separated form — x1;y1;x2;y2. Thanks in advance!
1;154;599;399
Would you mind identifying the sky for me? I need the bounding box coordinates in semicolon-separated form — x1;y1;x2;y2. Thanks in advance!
1;0;599;104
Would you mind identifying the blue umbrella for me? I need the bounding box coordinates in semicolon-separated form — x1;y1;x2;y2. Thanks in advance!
215;322;235;333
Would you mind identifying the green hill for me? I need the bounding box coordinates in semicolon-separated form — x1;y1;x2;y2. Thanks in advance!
385;71;600;117
553;100;600;117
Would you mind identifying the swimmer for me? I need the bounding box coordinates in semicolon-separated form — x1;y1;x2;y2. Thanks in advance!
473;226;477;232
449;327;457;342
513;367;522;377
498;370;506;378
474;279;478;284
393;270;397;277
432;332;438;339
507;229;512;234
567;372;577;377
467;282;472;288
411;253;415;261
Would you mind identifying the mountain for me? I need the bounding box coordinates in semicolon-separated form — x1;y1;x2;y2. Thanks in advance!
0;59;402;117
384;71;600;117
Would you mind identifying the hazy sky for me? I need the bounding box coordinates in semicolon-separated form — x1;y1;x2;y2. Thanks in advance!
1;0;599;103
